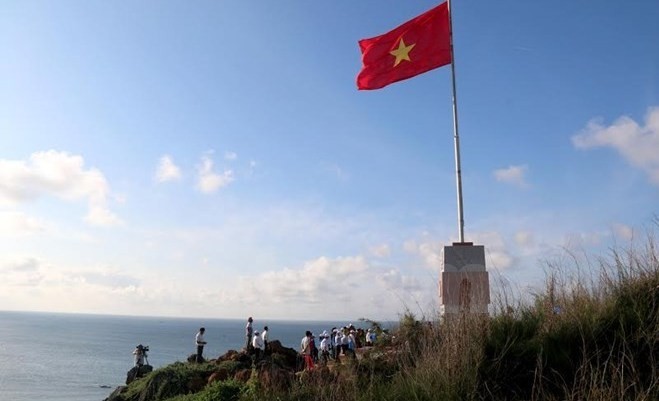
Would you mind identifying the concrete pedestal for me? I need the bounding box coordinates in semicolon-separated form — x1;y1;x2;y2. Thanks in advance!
439;243;490;315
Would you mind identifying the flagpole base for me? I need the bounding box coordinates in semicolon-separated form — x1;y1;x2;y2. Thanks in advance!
439;243;490;316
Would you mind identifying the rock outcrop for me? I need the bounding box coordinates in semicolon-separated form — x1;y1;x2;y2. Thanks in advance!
104;340;304;401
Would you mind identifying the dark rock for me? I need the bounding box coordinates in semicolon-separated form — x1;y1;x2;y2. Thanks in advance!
267;340;299;369
125;364;153;385
257;364;295;392
233;368;252;383
214;349;252;367
187;375;206;393
187;353;206;363
208;368;230;384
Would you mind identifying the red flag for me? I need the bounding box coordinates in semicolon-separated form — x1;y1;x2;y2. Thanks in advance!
357;2;452;90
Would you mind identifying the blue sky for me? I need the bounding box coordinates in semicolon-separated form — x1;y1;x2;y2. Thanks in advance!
0;0;657;321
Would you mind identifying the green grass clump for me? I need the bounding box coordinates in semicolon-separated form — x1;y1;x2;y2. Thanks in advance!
120;362;218;401
166;379;244;401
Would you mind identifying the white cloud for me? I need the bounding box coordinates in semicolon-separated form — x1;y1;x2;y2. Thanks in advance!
241;256;369;304
493;165;529;188
0;211;47;237
403;239;441;269
612;223;634;241
196;155;234;194
0;150;122;226
224;151;238;161
572;107;659;184
369;243;391;258
0;257;45;287
228;254;438;319
514;231;535;248
562;231;604;248
154;155;182;183
376;269;423;293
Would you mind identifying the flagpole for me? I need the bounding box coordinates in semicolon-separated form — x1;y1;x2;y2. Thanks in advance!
446;0;465;243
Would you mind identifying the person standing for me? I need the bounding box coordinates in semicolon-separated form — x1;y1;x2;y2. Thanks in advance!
195;327;207;363
245;317;253;351
300;330;314;370
319;335;330;365
252;330;264;362
333;329;342;360
261;326;269;354
133;344;145;367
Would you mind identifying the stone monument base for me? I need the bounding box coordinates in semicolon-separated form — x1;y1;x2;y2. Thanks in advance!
439;242;490;315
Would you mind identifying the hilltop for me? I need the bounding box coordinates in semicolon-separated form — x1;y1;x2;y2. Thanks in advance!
104;236;659;401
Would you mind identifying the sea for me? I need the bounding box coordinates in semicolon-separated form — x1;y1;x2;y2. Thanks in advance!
0;310;362;401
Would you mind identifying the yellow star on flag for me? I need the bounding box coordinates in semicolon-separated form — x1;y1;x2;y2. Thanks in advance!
389;38;416;67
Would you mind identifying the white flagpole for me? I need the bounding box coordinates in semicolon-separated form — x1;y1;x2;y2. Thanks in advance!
446;0;465;243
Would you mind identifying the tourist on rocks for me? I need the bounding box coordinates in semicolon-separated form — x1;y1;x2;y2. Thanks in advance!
261;326;269;354
300;330;314;370
329;327;337;357
319;334;330;365
341;329;350;354
365;328;376;346
333;329;342;360
245;317;253;351
348;330;357;357
252;330;264;362
341;329;355;359
195;327;207;363
133;344;146;367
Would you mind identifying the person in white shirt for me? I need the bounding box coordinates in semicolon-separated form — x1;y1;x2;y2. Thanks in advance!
348;330;357;358
366;328;375;346
195;327;207;363
334;330;342;360
341;330;355;359
261;326;269;354
133;344;146;367
300;330;314;370
319;335;330;364
369;329;377;346
252;330;264;361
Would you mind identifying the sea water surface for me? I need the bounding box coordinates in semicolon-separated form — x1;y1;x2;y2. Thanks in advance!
0;311;357;401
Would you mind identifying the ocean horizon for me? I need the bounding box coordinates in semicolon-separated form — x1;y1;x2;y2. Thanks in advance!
0;310;372;401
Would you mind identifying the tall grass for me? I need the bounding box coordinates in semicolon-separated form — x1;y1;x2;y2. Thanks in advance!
282;229;659;401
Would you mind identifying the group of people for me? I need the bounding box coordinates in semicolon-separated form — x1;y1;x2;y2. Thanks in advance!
191;318;377;368
193;317;270;363
299;324;377;370
245;316;269;361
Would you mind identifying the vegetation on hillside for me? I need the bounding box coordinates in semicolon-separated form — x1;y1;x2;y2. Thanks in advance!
106;228;659;401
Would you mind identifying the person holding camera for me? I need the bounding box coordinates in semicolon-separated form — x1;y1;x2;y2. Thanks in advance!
133;344;147;367
195;327;207;363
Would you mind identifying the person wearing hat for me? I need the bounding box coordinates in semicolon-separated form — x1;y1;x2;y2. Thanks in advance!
252;329;264;362
334;329;343;360
319;333;330;364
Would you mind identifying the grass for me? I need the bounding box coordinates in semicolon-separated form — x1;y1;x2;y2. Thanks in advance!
108;226;659;401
